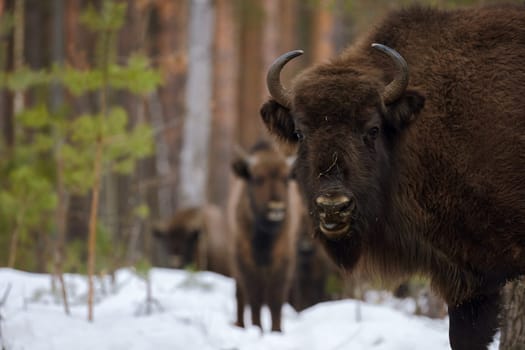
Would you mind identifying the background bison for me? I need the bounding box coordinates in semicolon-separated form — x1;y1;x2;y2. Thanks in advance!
153;204;230;277
289;212;342;312
228;140;300;332
261;4;525;349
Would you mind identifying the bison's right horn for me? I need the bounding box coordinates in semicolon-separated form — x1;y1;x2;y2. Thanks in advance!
371;43;409;104
266;50;304;109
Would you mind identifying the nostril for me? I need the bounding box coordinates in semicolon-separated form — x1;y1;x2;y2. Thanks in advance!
338;198;355;213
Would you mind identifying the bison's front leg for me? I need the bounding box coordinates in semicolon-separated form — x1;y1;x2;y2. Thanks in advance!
448;291;501;350
234;282;245;328
268;298;283;332
268;284;288;332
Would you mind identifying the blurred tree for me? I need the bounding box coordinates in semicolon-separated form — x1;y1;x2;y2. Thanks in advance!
208;0;238;208
312;0;335;63
236;0;264;149
0;1;14;149
148;0;188;219
178;0;214;208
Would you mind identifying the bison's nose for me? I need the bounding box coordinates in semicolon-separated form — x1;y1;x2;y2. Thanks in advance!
315;194;353;239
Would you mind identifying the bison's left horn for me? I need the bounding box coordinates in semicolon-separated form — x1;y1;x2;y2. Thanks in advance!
371;43;409;104
266;50;304;109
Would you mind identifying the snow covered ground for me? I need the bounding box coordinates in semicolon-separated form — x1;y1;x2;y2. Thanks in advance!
0;268;499;350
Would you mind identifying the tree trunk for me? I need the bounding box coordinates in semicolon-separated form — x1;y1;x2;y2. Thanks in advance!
312;0;334;63
87;138;103;322
207;0;238;208
12;0;23;115
64;0;93;245
0;0;14;152
178;0;214;208
236;0;264;149
150;0;188;216
500;277;525;349
7;0;24;269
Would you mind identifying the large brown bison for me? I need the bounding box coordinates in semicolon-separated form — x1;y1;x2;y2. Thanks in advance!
153;204;230;276
228;140;300;332
260;4;525;349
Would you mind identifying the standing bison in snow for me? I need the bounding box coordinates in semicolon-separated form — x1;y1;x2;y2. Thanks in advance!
261;4;525;349
228;140;300;332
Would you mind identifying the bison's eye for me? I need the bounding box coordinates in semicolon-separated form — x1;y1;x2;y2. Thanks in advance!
294;129;304;142
363;126;380;149
367;126;379;140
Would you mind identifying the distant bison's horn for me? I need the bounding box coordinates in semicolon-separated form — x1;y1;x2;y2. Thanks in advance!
266;50;304;109
371;43;409;104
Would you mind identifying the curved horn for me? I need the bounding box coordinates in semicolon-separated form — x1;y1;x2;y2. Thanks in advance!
266;50;304;109
371;43;409;104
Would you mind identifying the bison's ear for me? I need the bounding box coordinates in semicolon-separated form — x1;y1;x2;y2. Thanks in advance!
260;99;298;147
385;90;425;130
231;158;251;180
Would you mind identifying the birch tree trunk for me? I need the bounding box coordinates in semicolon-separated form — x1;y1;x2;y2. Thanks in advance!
178;0;214;208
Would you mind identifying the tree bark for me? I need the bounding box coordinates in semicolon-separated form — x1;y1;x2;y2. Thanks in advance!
312;0;334;63
150;0;188;216
208;0;238;208
500;277;525;349
178;0;214;208
87;137;103;322
236;0;264;149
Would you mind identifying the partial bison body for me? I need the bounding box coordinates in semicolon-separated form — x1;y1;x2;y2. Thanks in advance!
153;204;230;277
228;140;300;332
289;212;341;311
261;4;525;349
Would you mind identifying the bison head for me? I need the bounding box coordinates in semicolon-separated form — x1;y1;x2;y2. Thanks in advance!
260;44;425;269
232;140;295;225
153;207;203;269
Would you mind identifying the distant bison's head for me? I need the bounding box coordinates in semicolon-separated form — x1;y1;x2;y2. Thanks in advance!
232;140;295;225
153;207;204;268
260;44;425;268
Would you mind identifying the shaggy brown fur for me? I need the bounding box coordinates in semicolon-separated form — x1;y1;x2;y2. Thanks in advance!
261;4;525;349
228;140;300;332
153;204;230;276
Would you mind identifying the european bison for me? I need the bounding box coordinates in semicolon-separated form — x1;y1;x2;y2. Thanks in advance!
261;4;525;349
153;204;230;276
228;140;300;332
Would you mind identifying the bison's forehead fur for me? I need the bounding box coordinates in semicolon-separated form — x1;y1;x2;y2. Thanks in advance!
250;150;289;175
292;64;384;125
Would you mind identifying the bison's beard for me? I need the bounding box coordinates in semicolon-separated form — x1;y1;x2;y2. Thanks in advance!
317;228;363;270
312;207;372;271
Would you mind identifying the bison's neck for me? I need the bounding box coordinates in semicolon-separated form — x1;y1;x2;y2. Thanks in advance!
371;141;483;304
251;216;283;266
